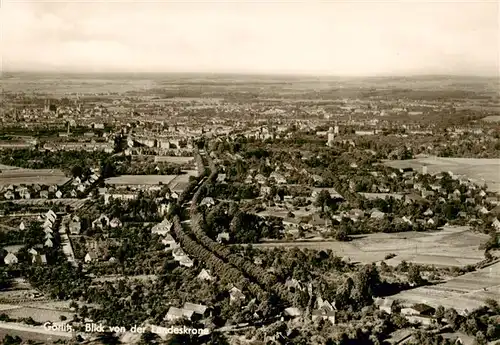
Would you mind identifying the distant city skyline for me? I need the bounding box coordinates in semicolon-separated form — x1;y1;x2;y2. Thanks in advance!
2;1;499;77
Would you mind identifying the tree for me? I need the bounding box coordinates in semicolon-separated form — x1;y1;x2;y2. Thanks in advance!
315;190;332;213
408;265;424;285
71;165;83;177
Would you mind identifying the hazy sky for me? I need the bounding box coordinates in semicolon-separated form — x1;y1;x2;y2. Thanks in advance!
1;0;499;76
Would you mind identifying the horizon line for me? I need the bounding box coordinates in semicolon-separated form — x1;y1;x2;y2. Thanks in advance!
2;69;498;80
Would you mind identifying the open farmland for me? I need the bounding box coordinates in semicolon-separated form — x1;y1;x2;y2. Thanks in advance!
388;261;500;313
383;157;500;193
153;156;194;164
248;226;488;267
481;115;500;122
0;169;70;186
105;174;177;185
1;306;74;323
0;198;87;209
0;324;72;343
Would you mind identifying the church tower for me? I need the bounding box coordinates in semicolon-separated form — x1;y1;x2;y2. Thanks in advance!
327;127;335;147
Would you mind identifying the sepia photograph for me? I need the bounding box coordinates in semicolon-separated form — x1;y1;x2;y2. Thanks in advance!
0;0;499;344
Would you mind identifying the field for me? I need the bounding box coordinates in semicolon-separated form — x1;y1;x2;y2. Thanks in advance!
383;157;500;193
105;175;177;186
153;156;194;164
388;261;500;313
1;306;74;323
0;198;87;209
0;325;72;343
249;225;488;267
482;115;500;122
0;169;70;187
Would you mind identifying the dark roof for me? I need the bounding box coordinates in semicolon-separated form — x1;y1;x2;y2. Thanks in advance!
411;303;435;314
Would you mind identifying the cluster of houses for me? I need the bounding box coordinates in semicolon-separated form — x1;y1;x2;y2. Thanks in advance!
151;219;193;267
3;210;57;266
1;184;64;201
70;172;100;197
0;170;101;201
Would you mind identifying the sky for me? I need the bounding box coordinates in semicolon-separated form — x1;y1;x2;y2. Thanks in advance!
1;0;499;76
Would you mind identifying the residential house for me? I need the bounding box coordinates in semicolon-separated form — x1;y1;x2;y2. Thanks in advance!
46;210;57;222
197;269;215;281
423;209;434;217
375;298;395;314
4;253;18;265
492;218;500;232
32;254;47;265
39;190;49;199
151;219;173;236
55;190;63;199
69;218;81;235
164;307;194;322
109;218;122;228
216;174;226;183
84;252;98;263
312;299;336;324
200;197;215;207
216;232;230;243
44;239;53;248
179;257;194;267
182;302;210;319
385;329;415;345
283;307;302;319
228;286;246;304
172;248;187;261
3;191;14;200
479;206;490;215
161;234;178;250
92;214;110;229
441;332;476;345
401;303;435;325
19;222;25;231
284;278;303;292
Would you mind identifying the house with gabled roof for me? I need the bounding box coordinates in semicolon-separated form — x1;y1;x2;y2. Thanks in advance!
164;307;194;322
44;238;53;248
4;191;15;200
197;269;215;281
4;253;18;265
182;302;210;318
179;257;194;267
151;219;173;236
200;197;215;207
92;214;110;229
228;286;246;304
84;252;98;263
162;234;178;250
